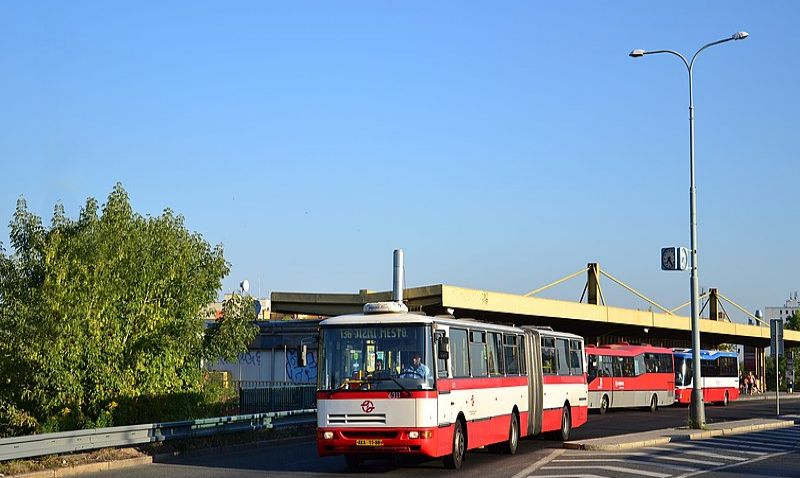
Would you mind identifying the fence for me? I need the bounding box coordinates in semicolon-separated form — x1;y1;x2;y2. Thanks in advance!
0;409;316;462
237;382;316;414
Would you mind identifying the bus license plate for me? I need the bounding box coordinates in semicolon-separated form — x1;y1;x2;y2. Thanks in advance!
355;439;383;446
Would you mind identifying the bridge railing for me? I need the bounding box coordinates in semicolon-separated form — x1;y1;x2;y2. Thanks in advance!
0;408;316;462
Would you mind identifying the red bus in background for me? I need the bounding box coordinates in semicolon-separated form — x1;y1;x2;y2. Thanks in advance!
586;343;675;414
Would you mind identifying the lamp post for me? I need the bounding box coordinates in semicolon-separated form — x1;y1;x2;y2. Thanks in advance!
630;31;749;428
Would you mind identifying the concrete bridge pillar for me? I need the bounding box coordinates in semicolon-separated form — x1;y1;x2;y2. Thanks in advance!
587;263;601;305
709;288;718;320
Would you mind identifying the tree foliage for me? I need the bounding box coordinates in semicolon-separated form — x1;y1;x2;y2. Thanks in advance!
0;184;258;435
786;310;800;332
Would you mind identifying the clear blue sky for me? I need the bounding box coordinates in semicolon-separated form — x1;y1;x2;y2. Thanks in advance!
1;2;797;322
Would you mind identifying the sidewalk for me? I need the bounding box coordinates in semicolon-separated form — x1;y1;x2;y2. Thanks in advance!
564;417;797;451
739;391;800;401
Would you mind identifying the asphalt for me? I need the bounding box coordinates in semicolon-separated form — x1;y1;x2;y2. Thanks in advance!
562;388;800;451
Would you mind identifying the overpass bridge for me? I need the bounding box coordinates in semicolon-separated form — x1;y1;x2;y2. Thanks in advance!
271;263;800;352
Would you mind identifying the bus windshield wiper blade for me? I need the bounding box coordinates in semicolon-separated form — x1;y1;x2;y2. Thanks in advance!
368;376;413;396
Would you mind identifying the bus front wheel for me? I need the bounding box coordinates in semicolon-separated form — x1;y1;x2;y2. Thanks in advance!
599;395;609;415
649;394;658;413
723;391;729;406
444;420;466;469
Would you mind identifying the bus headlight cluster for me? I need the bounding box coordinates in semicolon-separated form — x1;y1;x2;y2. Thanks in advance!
408;431;432;439
323;431;334;440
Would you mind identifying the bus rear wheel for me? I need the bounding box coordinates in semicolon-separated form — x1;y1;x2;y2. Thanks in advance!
505;412;519;455
558;405;571;441
444;420;466;469
599;395;609;415
649;394;658;413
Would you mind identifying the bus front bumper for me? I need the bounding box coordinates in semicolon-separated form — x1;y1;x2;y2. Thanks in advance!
317;427;446;457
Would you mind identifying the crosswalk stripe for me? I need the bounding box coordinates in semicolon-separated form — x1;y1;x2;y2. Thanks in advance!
540;465;671;477
715;434;799;446
555;458;697;472
640;454;723;466
748;429;800;439
707;437;797;450
648;445;748;461
669;441;766;455
533;475;608;478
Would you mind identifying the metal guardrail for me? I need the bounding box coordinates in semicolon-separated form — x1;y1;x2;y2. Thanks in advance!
0;408;317;462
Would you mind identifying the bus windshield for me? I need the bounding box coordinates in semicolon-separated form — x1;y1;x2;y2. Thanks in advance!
319;324;434;391
675;357;693;387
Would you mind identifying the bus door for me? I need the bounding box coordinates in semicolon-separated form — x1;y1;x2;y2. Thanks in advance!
434;329;453;427
611;356;626;407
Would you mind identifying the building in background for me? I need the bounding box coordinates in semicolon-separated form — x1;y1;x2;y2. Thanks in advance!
204;296;324;384
765;292;800;322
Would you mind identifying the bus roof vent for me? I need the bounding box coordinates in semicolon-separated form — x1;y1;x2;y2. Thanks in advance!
363;301;409;314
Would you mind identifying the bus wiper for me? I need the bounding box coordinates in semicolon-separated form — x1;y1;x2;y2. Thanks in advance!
367;376;413;396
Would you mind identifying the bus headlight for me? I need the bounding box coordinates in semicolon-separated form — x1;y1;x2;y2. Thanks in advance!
409;431;419;439
323;431;334;440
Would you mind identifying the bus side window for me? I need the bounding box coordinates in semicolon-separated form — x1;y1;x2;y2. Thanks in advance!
587;354;597;380
469;330;488;377
569;339;582;375
660;354;674;374
504;335;520;375
556;338;570;375
634;354;646;376
487;332;503;376
541;337;556;374
518;336;527;374
450;328;469;378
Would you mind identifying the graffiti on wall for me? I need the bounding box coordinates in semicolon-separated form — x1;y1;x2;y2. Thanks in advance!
238;351;263;367
286;347;317;383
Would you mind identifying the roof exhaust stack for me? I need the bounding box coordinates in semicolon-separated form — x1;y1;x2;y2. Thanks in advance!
393;249;404;303
363;249;408;314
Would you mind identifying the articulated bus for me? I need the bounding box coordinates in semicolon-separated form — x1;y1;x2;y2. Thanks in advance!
315;302;588;470
673;349;739;406
585;343;675;413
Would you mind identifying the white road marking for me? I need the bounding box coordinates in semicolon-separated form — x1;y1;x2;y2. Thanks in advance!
534;475;608;478
511;448;564;478
669;441;765;455
648;446;748;461
674;448;797;478
704;437;796;451
540;465;671;477
554;458;697;472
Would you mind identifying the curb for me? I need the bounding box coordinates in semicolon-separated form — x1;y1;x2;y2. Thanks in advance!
565;419;796;451
10;430;316;478
564;436;672;451
13;456;157;478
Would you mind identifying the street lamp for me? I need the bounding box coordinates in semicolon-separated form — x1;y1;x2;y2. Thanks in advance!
630;31;749;429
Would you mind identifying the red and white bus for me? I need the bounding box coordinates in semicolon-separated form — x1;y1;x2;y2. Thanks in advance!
673;349;739;406
315;302;588;470
586;343;675;413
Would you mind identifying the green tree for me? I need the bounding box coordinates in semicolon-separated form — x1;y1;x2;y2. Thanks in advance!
0;184;258;435
786;310;800;331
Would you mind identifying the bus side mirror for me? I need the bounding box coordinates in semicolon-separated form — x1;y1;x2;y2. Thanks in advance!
299;344;308;367
438;336;450;360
